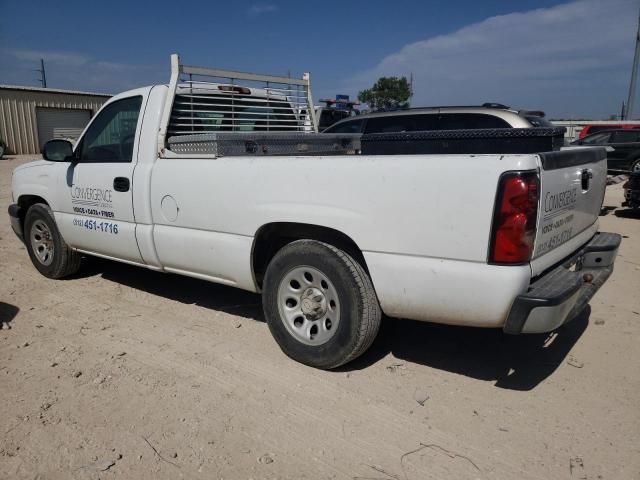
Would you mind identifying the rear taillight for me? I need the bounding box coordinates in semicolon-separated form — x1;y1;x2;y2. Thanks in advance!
489;171;539;264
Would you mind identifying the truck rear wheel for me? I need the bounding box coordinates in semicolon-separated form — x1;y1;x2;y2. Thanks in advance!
262;240;381;369
24;203;81;279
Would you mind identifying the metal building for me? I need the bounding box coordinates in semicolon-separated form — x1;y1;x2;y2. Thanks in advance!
0;85;111;155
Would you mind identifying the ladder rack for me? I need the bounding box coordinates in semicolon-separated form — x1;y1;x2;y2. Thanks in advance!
158;54;318;155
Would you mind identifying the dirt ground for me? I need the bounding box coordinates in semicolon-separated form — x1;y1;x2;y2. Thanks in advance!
0;155;639;480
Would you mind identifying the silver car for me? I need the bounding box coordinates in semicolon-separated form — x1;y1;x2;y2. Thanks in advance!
322;103;553;134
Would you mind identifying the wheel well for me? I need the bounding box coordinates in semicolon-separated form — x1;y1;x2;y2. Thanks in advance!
17;195;49;226
252;223;368;288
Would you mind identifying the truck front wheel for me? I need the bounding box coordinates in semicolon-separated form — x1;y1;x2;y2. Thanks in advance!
262;240;381;369
24;203;81;279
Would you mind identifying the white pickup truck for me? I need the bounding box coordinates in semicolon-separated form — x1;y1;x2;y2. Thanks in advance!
9;55;621;369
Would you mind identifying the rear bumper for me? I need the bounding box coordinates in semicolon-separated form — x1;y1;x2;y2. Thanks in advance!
504;232;621;334
8;204;24;242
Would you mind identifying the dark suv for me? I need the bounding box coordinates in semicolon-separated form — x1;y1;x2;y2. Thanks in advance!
322;104;554;135
571;129;640;173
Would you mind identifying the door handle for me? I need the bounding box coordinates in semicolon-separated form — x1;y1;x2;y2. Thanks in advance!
113;177;130;192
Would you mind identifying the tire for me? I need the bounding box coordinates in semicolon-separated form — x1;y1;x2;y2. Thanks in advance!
24;203;81;279
631;158;640;173
262;240;381;369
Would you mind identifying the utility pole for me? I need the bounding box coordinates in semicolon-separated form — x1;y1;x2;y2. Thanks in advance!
625;9;640;119
36;58;47;88
409;72;414;101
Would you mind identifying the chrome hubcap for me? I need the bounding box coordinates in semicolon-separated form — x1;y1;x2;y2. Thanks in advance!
30;219;54;266
301;287;327;320
277;266;341;346
633;162;640;172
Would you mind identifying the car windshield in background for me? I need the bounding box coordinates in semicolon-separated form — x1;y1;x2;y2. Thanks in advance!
524;116;553;127
580;132;612;144
584;126;621;135
318;109;352;131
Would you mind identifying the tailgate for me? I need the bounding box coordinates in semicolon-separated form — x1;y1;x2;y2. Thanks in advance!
532;147;607;273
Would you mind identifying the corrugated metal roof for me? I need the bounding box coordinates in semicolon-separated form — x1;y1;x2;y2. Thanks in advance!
0;84;112;97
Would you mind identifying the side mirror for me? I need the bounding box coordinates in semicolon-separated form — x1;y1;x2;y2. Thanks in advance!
42;139;74;162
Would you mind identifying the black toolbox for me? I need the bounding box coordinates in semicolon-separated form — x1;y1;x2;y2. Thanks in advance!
360;127;566;155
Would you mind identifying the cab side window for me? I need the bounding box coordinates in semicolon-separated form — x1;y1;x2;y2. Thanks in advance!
438;113;510;129
611;130;640;143
365;117;412;133
79;96;143;163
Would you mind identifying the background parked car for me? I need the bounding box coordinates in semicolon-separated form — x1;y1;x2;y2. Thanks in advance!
578;123;640;139
571;129;640;173
322;104;553;134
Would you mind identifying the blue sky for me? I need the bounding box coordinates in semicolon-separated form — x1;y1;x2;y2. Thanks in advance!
1;0;638;119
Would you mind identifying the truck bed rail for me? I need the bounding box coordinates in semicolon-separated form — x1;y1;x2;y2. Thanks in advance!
167;132;361;157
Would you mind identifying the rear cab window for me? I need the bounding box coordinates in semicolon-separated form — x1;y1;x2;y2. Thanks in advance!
170;92;297;134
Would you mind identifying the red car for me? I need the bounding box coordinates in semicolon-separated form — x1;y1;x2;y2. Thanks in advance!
579;123;640;139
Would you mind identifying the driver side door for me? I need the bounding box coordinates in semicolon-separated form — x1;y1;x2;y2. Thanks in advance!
55;95;145;263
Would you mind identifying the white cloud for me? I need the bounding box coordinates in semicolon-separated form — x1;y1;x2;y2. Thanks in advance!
346;0;639;118
248;3;278;15
0;48;164;94
5;48;90;66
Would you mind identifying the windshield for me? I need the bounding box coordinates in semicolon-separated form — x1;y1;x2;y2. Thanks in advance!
581;132;612;144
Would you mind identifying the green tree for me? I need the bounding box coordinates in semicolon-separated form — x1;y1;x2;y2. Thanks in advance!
358;76;411;111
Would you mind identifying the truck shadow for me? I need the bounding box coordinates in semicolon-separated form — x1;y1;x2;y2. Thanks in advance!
80;258;264;321
614;208;640;219
348;307;590;391
78;258;588;390
0;302;20;330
